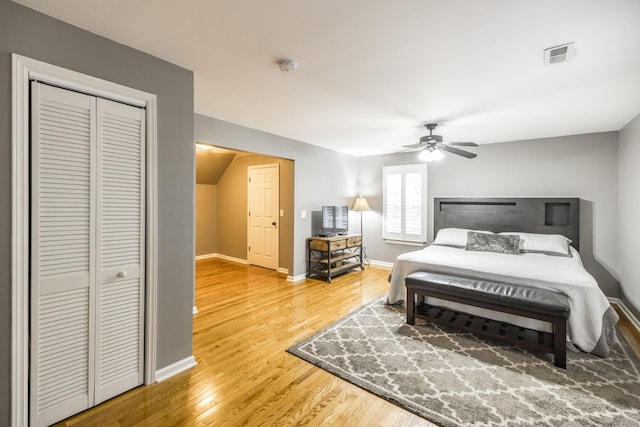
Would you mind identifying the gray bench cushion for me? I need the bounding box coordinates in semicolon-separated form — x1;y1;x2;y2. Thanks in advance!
405;271;571;319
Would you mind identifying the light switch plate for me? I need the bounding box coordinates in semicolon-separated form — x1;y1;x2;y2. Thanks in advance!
301;210;307;219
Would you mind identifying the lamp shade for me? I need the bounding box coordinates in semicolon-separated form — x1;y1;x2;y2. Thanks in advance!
352;195;371;212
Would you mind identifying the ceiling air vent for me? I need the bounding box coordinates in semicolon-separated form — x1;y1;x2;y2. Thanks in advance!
544;42;575;65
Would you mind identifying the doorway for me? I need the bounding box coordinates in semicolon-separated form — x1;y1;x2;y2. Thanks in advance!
195;147;294;275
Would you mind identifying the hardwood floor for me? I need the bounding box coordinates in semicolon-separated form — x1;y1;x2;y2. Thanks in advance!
56;259;434;426
614;304;640;357
55;259;640;426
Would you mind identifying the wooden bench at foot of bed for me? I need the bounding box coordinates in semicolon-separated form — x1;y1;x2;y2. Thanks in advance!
405;271;571;369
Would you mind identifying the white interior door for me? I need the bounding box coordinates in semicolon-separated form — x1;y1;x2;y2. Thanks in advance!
95;97;145;403
30;82;145;426
30;83;96;427
247;164;279;270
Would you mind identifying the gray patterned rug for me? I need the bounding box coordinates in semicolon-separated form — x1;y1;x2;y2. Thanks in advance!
287;297;640;426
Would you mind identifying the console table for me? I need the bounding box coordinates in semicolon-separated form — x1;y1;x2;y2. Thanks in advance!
307;234;364;282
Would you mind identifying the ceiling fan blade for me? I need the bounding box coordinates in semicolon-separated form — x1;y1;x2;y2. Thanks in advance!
402;143;427;149
441;145;477;158
384;147;419;156
447;142;478;147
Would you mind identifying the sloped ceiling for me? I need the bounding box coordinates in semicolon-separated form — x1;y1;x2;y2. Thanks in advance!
15;0;640;156
196;146;236;185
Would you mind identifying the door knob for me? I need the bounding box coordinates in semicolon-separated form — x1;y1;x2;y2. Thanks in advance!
272;221;277;228
117;271;128;278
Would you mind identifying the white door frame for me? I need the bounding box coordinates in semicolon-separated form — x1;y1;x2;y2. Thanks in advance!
247;163;279;270
11;54;159;427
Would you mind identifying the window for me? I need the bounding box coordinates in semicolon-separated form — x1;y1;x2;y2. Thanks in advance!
383;164;427;243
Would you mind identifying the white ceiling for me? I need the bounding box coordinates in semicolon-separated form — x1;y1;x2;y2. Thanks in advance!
16;0;640;156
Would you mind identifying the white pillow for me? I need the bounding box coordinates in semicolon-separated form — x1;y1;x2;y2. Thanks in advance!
432;228;493;247
499;232;572;256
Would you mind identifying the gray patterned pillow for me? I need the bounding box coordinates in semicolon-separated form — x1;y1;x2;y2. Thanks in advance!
465;231;521;255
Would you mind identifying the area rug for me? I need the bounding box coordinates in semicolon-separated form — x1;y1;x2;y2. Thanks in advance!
287;297;640;426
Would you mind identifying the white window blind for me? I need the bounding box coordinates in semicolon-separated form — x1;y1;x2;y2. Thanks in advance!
383;164;427;243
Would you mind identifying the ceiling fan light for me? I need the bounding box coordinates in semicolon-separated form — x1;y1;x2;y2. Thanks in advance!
433;149;444;161
419;149;435;162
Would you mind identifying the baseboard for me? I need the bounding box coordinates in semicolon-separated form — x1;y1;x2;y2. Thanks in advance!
278;267;289;275
288;273;307;283
156;356;198;382
193;306;198;315
368;259;394;269
197;253;248;264
155;355;197;383
215;253;249;264
609;297;640;332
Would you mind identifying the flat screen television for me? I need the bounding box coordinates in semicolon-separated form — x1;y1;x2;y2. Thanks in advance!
321;205;349;236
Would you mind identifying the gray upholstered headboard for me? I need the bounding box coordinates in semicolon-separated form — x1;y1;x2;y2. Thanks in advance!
433;198;580;251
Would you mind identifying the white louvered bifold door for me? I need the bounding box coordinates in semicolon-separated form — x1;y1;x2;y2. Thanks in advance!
30;82;145;426
30;83;96;427
95;98;145;404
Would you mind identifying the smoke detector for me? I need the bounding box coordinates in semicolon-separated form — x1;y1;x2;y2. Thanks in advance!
278;59;297;72
544;42;575;65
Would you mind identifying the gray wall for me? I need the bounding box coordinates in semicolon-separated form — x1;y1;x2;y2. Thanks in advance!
0;2;195;423
195;114;359;277
619;113;640;312
358;132;620;296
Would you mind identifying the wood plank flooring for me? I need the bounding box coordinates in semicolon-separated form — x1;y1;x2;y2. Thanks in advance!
55;259;640;426
56;259;433;426
614;305;640;357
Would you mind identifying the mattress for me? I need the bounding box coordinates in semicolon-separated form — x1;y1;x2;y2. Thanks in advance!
387;244;619;356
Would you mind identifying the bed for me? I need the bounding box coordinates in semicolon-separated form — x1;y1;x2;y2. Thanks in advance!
387;198;619;357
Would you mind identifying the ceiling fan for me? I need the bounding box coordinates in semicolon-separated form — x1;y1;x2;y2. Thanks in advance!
400;123;478;161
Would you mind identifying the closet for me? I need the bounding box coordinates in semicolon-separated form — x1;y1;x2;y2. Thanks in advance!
30;82;145;427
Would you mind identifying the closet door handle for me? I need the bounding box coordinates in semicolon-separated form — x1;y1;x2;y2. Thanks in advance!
117;271;128;278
